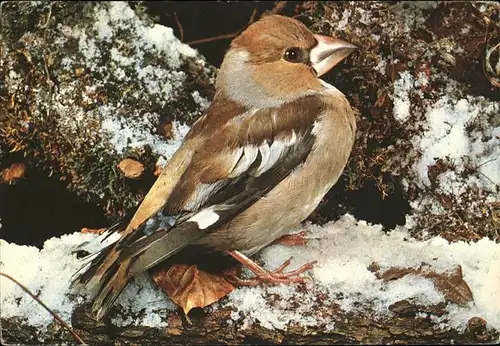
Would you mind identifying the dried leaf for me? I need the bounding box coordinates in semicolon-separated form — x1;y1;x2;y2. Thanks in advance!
74;67;86;77
166;315;183;336
388;299;416;316
378;264;473;305
484;41;500;87
420;265;473;305
0;163;26;183
162;122;174;139
117;159;144;179
377;267;414;281
153;264;235;314
367;261;380;273
81;227;105;235
467;316;487;334
440;231;482;243
153;161;165;176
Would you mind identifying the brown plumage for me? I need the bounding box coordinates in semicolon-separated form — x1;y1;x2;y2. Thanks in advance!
72;14;358;320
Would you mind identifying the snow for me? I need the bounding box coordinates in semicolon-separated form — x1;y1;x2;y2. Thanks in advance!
1;232;103;328
191;91;211;110
412;94;499;192
336;9;352;32
110;274;176;327
226;215;500;332
99;108;190;160
224;285;321;331
0;232;176;330
355;8;372;26
2;0;499;340
2;215;499;335
45;1;208;160
391;71;414;123
374;58;387;75
390;71;431;123
386;64;499;225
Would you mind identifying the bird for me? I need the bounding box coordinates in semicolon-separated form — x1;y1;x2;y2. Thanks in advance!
72;14;358;320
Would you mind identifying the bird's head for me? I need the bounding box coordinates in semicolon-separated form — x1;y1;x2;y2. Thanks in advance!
216;14;358;108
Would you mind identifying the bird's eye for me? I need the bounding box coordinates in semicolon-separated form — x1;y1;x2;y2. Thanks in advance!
283;47;306;63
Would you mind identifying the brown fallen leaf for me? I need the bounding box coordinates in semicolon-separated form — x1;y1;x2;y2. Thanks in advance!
81;227;106;235
162;122;174;139
377;264;473;306
166;315;183;336
0;163;26;184
367;261;380;273
74;67;86;77
153;264;235;314
377;266;414;281
117;158;144;179
153;161;166;176
420;265;473;306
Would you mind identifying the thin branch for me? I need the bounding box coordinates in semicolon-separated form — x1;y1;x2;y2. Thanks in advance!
477;170;497;186
40;2;52;30
186;7;258;46
0;272;86;345
173;12;184;42
186;32;239;46
266;1;288;16
476;156;498;169
247;8;258;25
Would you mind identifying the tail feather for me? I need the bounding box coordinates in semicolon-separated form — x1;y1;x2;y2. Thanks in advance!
128;222;208;276
91;261;131;320
71;243;115;288
74;220;209;320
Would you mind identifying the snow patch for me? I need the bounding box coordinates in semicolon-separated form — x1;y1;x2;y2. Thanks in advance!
412;95;499;191
2;215;499;333
99;107;190;159
224;215;500;332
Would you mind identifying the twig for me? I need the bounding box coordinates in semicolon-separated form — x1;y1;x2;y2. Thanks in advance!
476;156;498;169
477;170;497;187
266;1;288;16
186;8;258;46
40;2;52;30
173;12;184;42
186;32;239;46
247;8;258;25
0;272;86;345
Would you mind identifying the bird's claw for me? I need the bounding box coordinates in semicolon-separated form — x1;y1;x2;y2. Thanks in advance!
227;257;317;287
273;231;309;246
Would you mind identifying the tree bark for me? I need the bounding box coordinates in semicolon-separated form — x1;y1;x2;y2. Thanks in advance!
1;301;497;345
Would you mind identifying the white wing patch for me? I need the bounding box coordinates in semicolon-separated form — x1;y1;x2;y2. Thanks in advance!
227;132;300;178
188;206;220;229
255;141;271;175
184;181;225;211
228;145;259;178
228;147;244;172
255;140;285;176
286;130;297;146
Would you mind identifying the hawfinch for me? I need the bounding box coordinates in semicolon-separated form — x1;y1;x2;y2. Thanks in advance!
73;14;358;319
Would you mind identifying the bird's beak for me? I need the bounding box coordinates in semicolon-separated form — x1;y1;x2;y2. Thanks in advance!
310;34;358;77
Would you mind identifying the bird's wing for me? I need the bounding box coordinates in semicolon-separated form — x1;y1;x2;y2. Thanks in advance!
72;94;326;319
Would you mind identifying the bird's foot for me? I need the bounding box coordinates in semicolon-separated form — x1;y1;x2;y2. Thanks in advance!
225;250;316;287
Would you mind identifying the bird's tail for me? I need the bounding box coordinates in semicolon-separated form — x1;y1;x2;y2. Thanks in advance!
71;216;211;320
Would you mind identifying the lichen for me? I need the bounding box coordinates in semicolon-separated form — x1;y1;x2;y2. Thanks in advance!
0;1;216;218
299;1;499;240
